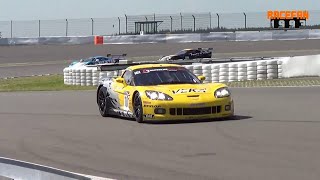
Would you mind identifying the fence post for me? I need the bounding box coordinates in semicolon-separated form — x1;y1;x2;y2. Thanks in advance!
10;20;13;38
192;15;196;32
216;13;220;29
125;14;128;34
66;19;68;36
118;17;121;35
209;12;212;29
91;18;94;35
180;13;183;31
38;20;41;37
170;16;173;32
243;12;247;29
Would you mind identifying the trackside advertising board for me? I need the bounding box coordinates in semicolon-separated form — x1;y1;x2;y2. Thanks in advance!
267;10;309;29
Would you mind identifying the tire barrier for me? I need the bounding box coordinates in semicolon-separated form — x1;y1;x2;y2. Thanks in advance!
63;55;320;86
278;60;283;79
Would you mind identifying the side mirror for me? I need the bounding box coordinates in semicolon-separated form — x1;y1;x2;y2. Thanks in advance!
115;77;125;84
198;75;206;81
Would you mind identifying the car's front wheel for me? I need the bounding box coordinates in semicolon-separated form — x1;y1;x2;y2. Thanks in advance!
98;87;110;117
133;92;144;123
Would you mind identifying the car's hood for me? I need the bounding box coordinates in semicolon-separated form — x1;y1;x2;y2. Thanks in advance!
140;83;227;96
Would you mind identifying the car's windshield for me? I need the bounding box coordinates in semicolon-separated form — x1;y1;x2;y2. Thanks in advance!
96;57;110;61
133;67;201;86
176;50;187;56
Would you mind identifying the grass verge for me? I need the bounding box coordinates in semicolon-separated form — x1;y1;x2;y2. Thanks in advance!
225;77;320;87
0;75;320;92
0;75;96;92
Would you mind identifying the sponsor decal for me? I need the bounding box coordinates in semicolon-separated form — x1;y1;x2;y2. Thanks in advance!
134;71;141;75
144;114;154;118
143;105;161;108
143;101;151;105
123;91;130;111
136;68;184;74
172;88;207;94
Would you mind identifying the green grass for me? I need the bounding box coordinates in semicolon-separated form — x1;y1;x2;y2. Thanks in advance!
225;77;320;87
0;75;96;92
0;75;320;92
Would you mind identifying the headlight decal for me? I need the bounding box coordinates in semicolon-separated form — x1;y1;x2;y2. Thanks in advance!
214;87;231;98
145;91;173;101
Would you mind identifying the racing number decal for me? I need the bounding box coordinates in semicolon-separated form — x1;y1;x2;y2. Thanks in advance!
124;91;130;111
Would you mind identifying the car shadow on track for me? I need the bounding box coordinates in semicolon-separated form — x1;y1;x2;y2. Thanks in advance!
143;115;252;125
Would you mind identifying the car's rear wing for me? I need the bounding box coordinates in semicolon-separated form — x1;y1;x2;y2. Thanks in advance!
97;57;274;72
106;53;127;60
198;48;213;51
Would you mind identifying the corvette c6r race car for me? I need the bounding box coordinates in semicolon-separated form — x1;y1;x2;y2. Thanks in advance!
158;48;213;62
97;63;234;123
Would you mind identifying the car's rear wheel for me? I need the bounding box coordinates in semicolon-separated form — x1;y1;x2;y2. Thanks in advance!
133;92;144;123
98;87;110;117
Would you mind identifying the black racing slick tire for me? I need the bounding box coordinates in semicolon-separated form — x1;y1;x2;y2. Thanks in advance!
98;87;110;117
133;92;144;123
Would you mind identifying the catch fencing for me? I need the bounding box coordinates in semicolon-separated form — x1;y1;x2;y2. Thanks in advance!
1;10;320;38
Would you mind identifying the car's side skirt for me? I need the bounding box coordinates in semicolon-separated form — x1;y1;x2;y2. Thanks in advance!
109;108;134;119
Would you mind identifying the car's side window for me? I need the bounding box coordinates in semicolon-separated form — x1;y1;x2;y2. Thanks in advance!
122;70;133;86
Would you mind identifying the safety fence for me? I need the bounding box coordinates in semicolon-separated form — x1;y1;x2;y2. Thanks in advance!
1;10;320;38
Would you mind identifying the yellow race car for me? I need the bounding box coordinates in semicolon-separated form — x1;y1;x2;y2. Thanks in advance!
97;63;234;123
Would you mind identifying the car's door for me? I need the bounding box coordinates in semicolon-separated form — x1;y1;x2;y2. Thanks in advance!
114;70;135;111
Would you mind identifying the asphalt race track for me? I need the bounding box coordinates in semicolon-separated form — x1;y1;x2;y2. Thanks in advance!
2;39;320;78
1;87;320;180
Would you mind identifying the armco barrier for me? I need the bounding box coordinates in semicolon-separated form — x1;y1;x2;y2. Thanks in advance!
63;54;320;86
1;29;320;46
103;29;320;44
0;36;94;46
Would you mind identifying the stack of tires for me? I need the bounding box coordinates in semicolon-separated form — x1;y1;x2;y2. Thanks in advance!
211;64;220;83
228;63;238;82
107;71;115;78
184;65;194;73
92;69;99;86
257;61;267;80
193;65;203;77
219;64;229;83
80;68;86;86
278;60;283;78
202;64;212;83
237;63;247;81
86;68;93;86
267;60;278;79
247;62;257;80
63;68;70;85
99;71;108;81
75;69;81;86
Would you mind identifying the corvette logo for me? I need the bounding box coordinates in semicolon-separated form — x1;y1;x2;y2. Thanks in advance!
172;88;207;94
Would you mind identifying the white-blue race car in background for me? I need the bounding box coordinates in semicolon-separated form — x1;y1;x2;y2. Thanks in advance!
69;54;127;67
